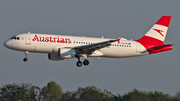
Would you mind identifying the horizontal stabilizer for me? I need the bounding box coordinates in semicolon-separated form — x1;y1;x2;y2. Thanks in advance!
146;44;173;53
148;44;174;50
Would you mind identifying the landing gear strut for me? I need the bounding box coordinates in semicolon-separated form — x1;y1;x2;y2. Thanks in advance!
76;57;82;67
76;54;90;67
82;54;89;66
23;51;28;62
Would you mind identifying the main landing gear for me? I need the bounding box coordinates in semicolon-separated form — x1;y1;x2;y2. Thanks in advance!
23;51;28;62
76;55;90;67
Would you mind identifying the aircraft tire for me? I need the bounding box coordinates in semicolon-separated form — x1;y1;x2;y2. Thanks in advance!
23;58;27;62
83;59;89;66
76;61;82;67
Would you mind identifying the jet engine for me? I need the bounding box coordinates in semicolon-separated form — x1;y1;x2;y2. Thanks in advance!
49;47;76;61
58;48;76;59
48;53;64;61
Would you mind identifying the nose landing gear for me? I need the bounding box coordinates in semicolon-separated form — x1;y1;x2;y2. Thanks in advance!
23;51;28;62
23;58;27;62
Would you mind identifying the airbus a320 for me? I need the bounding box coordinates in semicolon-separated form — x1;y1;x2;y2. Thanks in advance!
4;16;173;67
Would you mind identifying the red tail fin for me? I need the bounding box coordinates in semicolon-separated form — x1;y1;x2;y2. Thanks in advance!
136;16;172;54
136;16;171;44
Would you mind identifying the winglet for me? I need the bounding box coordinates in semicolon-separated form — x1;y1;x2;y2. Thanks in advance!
116;38;121;43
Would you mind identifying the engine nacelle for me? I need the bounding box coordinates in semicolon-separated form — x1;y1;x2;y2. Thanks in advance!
58;48;76;59
48;53;64;61
51;46;76;59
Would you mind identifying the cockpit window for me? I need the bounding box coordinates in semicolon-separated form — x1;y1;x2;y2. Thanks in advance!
10;36;15;39
10;37;20;40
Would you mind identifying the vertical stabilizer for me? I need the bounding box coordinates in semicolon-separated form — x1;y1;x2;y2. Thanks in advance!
137;16;171;44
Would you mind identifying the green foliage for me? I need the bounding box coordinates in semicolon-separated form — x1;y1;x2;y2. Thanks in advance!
0;83;39;101
40;81;62;101
61;86;115;101
61;91;77;101
0;82;180;101
77;86;104;101
114;89;180;101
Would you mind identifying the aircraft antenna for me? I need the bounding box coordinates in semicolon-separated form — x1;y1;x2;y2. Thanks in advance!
28;31;30;34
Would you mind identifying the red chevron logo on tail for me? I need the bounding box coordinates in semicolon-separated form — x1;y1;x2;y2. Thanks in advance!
153;28;164;37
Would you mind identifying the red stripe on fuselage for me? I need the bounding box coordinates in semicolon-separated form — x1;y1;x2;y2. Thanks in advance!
135;36;173;54
136;36;163;44
136;36;166;54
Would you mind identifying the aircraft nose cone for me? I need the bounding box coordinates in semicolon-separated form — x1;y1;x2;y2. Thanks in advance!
4;40;10;48
4;41;7;47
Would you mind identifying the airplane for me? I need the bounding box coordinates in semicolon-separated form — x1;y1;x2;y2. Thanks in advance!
4;16;173;67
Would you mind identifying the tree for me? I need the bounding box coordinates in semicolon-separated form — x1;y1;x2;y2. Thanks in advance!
0;83;39;101
61;91;77;101
77;86;104;101
176;91;180;98
40;81;62;101
61;85;115;101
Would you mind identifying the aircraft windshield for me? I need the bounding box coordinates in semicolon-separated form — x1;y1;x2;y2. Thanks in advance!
10;36;20;40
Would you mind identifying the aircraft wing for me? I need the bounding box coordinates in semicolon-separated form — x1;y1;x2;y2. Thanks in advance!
73;39;117;55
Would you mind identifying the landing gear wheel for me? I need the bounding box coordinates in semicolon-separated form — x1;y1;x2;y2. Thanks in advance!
76;61;82;67
83;59;89;66
23;51;29;62
23;58;27;62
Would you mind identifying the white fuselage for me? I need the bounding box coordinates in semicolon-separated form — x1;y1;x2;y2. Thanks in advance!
3;16;172;67
4;33;148;58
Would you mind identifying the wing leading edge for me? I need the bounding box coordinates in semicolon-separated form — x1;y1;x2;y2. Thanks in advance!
74;39;118;55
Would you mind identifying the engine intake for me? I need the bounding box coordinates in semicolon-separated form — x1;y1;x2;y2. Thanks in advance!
58;48;76;58
48;53;64;61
